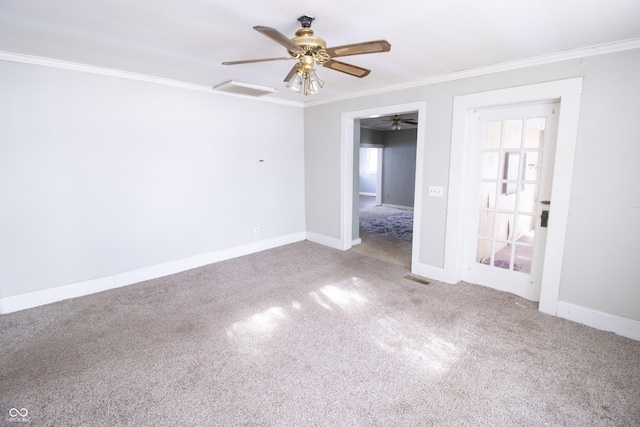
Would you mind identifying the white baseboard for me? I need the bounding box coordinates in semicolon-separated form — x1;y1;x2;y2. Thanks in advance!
305;231;345;250
0;232;306;314
359;192;376;197
0;276;116;314
556;301;640;341
351;238;362;246
381;203;414;211
414;262;448;283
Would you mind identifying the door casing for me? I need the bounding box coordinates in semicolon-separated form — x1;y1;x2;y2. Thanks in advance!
340;101;427;275
445;78;583;315
462;102;559;302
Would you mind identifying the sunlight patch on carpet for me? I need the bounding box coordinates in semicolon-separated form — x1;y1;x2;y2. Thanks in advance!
374;316;460;374
226;306;288;346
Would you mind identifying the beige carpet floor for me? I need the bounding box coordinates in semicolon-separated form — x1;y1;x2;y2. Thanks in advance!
1;241;639;426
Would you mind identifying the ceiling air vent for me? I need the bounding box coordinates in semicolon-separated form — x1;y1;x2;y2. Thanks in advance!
214;81;276;97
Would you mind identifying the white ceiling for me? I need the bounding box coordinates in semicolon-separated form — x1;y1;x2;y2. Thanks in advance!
1;0;639;105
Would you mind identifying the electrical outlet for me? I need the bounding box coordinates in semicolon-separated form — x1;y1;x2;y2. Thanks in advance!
254;227;260;236
428;186;444;197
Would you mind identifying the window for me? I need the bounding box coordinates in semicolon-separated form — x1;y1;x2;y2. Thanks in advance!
366;148;378;174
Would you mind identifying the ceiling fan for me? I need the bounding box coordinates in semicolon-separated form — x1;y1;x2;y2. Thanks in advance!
222;15;391;96
388;115;417;131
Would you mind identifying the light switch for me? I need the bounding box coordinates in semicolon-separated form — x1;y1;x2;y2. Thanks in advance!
428;186;444;197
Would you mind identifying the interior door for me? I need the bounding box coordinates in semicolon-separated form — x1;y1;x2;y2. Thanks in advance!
462;102;559;301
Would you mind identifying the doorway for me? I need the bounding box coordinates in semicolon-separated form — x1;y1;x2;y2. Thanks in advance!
340;101;427;275
355;123;416;268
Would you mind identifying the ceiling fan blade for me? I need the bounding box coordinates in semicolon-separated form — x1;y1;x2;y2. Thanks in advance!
222;57;294;65
283;63;301;82
401;120;418;125
254;26;302;52
321;60;370;78
324;40;391;58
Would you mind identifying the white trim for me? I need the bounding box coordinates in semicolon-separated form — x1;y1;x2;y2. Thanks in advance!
4;38;636;109
340;117;356;251
0;232;305;314
341;102;427;267
351;238;362;246
446;78;583;314
0;51;302;107
381;203;414;211
557;301;640;341
415;263;447;283
305;38;640;107
359;192;376;197
305;231;344;250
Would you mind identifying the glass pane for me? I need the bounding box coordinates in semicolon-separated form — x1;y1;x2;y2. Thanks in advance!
476;238;492;264
493;241;512;270
481;152;500;179
497;186;516;211
497;213;515;242
514;244;533;273
479;182;497;209
501;152;520;195
524;117;546;148
519;184;538;213
503;120;523;148
524;151;542;181
477;211;495;238
484;121;502;149
515;215;536;240
514;215;536;273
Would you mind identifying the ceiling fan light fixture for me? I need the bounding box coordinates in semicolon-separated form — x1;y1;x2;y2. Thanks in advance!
287;68;324;96
391;121;401;131
305;69;324;95
286;71;304;93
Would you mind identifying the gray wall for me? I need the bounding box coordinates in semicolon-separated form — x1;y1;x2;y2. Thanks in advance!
381;129;417;208
0;60;305;298
304;48;640;322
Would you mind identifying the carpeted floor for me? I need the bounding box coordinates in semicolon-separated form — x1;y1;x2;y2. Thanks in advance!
353;205;413;268
1;241;639;426
359;205;413;240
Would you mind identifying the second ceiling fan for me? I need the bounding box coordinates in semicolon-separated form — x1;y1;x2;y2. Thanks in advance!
222;15;391;96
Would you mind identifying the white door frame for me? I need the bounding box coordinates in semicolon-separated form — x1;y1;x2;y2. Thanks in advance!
340;101;427;275
444;78;583;315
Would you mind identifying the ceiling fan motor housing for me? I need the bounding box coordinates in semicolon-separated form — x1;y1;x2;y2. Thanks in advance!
290;28;327;57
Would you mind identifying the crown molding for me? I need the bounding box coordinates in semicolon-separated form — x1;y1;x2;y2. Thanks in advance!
304;37;640;107
2;37;638;109
0;51;303;108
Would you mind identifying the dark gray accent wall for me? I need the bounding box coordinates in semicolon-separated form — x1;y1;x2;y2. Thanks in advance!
381;129;417;207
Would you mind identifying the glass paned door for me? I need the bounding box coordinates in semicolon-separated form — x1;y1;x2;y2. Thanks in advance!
463;102;559;301
476;116;546;274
